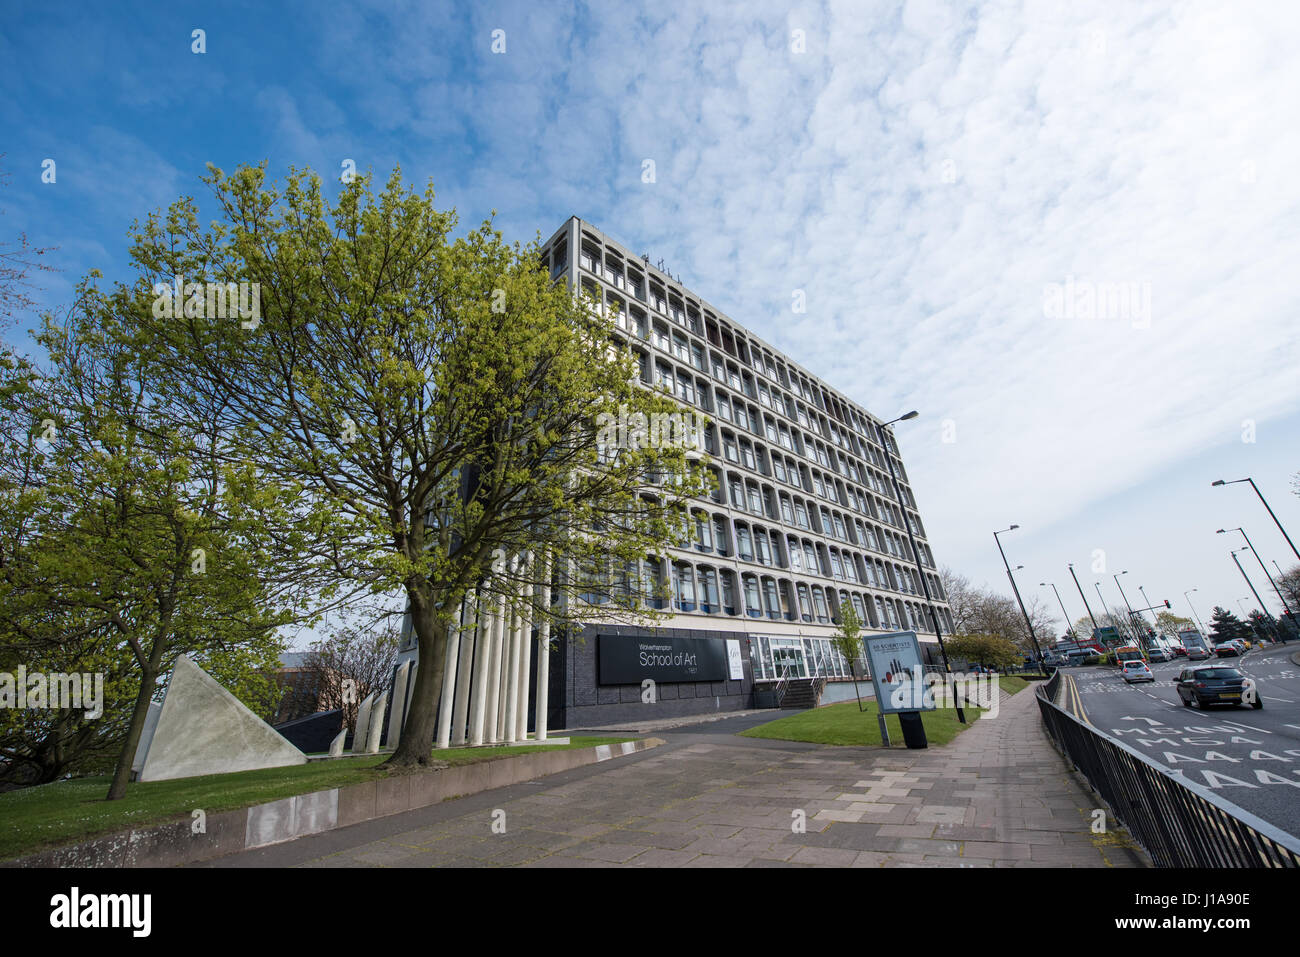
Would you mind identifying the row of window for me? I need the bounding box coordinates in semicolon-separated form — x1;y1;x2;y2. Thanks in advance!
569;231;912;461
639;349;925;530
684;508;943;600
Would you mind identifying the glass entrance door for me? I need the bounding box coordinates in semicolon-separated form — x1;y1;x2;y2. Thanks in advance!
771;640;806;678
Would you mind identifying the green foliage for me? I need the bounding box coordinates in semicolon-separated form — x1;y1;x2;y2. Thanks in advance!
831;598;864;675
121;163;713;765
942;633;1020;671
0;282;311;788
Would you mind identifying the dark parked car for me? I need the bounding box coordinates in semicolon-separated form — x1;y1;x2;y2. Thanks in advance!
1174;666;1260;709
1214;642;1241;658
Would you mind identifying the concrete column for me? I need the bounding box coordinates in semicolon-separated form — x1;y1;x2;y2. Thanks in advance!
451;594;477;747
500;597;519;743
468;590;500;747
515;554;534;743
534;556;552;741
364;691;387;753
387;660;412;751
483;593;506;745
436;619;460;750
351;693;375;755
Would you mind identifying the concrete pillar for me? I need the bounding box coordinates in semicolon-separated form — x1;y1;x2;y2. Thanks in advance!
364;691;387;753
436;619;460;750
351;693;375;755
514;556;533;743
387;660;412;751
533;556;552;741
499;598;518;743
451;595;477;747
468;592;498;747
328;727;347;757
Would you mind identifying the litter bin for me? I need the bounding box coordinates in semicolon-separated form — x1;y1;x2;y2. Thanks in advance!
898;711;928;749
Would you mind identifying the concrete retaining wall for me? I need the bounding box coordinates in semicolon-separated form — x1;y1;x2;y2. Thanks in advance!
4;738;663;869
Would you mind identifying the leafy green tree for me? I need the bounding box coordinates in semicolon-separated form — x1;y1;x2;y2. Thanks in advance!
0;286;312;797
943;633;1019;671
125;164;711;768
1154;610;1194;635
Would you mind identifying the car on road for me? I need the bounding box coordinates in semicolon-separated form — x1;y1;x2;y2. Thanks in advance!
1170;644;1187;657
1148;647;1172;662
1214;641;1241;658
1174;665;1261;709
1121;660;1154;683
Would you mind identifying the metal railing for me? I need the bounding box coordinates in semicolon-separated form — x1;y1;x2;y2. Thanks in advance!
773;664;793;707
1036;672;1300;867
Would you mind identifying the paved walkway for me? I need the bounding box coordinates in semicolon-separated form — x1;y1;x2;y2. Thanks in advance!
205;685;1149;868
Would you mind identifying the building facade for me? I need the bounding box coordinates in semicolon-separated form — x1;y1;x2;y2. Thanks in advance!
400;216;955;731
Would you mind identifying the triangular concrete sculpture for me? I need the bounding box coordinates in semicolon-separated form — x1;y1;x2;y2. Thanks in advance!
137;655;307;782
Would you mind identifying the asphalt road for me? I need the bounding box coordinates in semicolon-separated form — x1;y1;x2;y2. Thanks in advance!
1058;643;1300;839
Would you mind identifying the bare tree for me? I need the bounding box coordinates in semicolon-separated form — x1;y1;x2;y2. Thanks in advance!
0;156;58;331
301;619;401;735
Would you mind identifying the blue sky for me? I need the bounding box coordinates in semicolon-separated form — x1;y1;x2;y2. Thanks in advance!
3;0;1299;638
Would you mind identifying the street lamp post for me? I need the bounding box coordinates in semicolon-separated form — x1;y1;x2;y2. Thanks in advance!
1231;548;1281;642
1094;581;1125;644
994;526;1045;674
1212;478;1300;563
1113;571;1141;642
877;412;965;724
1137;585;1159;636
1068;563;1102;645
1183;589;1206;636
1041;582;1074;640
1218;527;1296;623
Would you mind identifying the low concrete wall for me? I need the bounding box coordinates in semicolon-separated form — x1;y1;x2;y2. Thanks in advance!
4;738;663;869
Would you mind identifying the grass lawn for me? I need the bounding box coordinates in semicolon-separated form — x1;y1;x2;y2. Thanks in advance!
740;699;987;747
999;675;1030;694
0;735;630;862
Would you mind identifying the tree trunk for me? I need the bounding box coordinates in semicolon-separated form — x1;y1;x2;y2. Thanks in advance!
386;599;447;767
106;663;159;800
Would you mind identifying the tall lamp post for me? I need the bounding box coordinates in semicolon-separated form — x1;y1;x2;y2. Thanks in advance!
1137;585;1160;637
993;526;1045;673
1041;582;1074;640
1068;563;1102;646
877;411;965;723
1212;478;1300;563
1094;581;1126;644
1231;548;1281;642
1183;589;1206;636
1218;527;1296;622
1113;571;1141;642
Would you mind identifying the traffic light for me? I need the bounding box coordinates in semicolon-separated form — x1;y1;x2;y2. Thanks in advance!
1164;600;1171;608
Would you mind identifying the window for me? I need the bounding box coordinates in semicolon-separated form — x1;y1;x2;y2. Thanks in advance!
789;537;802;570
736;525;754;562
743;575;763;618
693;511;713;551
797;583;813;622
812;587;830;623
698;568;719;613
772;457;787;483
755;532;772;566
721;571;737;615
746;484;762;514
674;563;696;612
762;579;781;619
780;495;795;525
713;517;730;555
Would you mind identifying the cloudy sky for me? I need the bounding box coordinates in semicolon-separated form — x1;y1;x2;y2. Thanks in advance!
3;0;1298;636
